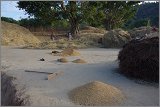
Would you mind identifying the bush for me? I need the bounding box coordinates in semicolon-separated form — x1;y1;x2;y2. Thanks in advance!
1;17;19;24
118;37;159;82
51;20;70;30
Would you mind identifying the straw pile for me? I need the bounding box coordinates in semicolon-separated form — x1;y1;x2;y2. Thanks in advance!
102;29;131;48
72;59;87;63
129;26;152;39
80;26;106;34
61;48;81;56
69;81;125;106
145;32;159;39
1;21;40;46
118;37;159;82
51;48;80;56
51;50;61;54
57;58;68;63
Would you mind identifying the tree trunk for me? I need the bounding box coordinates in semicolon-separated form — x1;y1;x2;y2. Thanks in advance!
105;19;112;30
70;19;80;37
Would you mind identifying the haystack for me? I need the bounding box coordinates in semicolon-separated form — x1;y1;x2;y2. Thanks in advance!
80;26;106;34
69;81;125;106
118;37;159;82
72;59;87;63
57;58;68;63
1;21;40;46
145;32;159;39
129;26;152;39
61;48;80;56
102;29;131;48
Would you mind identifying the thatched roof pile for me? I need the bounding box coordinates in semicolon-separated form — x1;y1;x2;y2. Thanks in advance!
118;37;159;82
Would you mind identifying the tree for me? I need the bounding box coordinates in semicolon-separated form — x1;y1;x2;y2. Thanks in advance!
1;16;18;24
136;2;159;27
103;1;140;30
17;1;78;37
82;1;106;28
123;2;159;29
51;19;69;30
17;1;140;36
19;18;50;30
17;1;108;37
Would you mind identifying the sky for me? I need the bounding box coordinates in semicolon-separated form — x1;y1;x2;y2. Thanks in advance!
1;1;30;20
1;1;158;21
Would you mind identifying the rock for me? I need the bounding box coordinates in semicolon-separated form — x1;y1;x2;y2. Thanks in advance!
40;58;45;61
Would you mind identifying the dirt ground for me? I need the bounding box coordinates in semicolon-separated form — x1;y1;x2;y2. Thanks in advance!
1;46;159;106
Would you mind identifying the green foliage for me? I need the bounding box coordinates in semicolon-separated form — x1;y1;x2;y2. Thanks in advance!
17;1;86;35
82;1;106;28
81;1;140;29
136;2;159;20
150;16;159;27
51;20;70;30
17;1;55;25
123;19;148;29
19;18;50;28
147;19;151;27
103;1;140;30
17;1;140;32
123;2;159;29
1;17;19;24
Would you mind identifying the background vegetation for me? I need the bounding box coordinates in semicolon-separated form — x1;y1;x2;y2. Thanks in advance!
1;2;159;32
123;2;159;29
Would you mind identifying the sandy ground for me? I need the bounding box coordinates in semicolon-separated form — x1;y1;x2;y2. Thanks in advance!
1;46;159;106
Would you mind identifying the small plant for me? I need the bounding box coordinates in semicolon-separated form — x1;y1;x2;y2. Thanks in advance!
147;19;151;27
